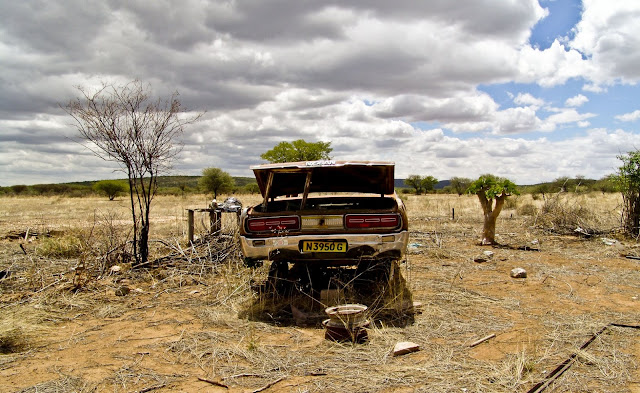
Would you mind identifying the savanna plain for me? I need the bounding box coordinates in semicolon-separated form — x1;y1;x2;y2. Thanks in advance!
0;192;638;392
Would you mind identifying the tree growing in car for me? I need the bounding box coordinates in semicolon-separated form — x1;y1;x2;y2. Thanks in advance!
260;139;332;163
467;174;519;245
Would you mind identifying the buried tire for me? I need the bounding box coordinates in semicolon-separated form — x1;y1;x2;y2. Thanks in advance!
267;261;290;295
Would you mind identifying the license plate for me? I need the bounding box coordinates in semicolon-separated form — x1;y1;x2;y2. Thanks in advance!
301;240;347;253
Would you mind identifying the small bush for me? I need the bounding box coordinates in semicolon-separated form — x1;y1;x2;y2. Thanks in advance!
505;196;519;210
530;194;608;235
517;203;537;216
37;234;83;258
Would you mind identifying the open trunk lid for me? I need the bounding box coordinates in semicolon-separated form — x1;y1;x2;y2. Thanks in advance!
251;160;396;199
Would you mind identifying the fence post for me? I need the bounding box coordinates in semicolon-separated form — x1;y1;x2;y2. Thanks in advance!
452;207;455;220
187;209;194;244
209;209;221;234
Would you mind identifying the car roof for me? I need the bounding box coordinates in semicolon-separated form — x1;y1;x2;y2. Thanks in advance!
251;160;396;198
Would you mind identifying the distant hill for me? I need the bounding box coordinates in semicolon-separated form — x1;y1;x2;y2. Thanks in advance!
63;175;256;189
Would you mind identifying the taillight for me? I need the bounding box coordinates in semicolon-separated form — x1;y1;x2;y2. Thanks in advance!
247;216;300;233
345;214;401;229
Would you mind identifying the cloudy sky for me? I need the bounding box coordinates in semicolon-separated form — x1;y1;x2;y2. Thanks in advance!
1;0;640;186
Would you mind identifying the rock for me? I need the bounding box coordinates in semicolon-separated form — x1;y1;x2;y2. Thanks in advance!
510;268;527;278
474;250;494;263
115;286;130;296
392;341;420;357
110;265;121;273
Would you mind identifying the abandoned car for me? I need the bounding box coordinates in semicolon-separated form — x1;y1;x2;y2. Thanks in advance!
239;160;409;290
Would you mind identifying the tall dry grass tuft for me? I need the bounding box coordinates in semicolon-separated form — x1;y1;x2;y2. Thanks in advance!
529;192;621;236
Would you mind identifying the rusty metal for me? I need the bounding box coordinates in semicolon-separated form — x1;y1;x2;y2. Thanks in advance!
323;304;369;343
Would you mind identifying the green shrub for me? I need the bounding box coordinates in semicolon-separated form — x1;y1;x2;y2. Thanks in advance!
93;180;127;200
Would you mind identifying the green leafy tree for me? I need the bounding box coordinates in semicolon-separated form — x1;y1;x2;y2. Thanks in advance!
616;151;640;236
449;177;471;196
552;176;573;193
94;180;127;200
243;183;260;194
421;176;438;193
199;167;235;199
593;175;619;194
260;139;332;163
467;174;519;245
404;175;424;194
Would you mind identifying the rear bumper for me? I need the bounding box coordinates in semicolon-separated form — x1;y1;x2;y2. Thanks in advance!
240;231;409;264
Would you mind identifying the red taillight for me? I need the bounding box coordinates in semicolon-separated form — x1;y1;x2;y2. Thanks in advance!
345;214;400;229
247;216;300;233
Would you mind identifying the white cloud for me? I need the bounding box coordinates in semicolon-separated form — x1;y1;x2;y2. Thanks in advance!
517;40;592;87
570;0;640;85
514;93;545;109
615;110;640;122
542;108;597;131
565;94;589;107
0;0;638;186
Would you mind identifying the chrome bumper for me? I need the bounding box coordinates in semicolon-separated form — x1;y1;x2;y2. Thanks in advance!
240;231;409;261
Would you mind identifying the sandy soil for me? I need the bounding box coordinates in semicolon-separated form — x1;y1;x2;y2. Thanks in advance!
0;194;639;392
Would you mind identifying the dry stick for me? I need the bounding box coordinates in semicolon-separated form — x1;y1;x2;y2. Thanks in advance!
252;377;285;393
469;333;496;348
526;323;640;393
136;384;166;393
198;377;229;389
223;373;265;380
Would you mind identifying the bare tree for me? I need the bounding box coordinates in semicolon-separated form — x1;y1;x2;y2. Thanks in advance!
65;80;201;264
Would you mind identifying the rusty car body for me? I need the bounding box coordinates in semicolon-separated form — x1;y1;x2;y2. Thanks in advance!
239;160;409;289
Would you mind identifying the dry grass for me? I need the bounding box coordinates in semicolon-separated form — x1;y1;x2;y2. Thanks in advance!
1;192;639;392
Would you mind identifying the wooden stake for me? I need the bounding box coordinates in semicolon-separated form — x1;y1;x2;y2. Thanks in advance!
469;333;496;347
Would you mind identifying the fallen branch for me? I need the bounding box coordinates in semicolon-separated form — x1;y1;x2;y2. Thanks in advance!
223;373;265;380
198;377;228;389
469;333;496;347
252;377;285;393
136;384;166;393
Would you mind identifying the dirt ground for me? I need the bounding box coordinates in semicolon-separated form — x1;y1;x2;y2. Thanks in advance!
0;194;639;392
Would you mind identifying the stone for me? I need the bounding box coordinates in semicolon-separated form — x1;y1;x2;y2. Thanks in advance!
510;268;527;278
393;341;420;357
473;255;488;263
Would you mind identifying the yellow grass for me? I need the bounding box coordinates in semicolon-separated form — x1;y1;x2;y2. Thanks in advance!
0;192;638;393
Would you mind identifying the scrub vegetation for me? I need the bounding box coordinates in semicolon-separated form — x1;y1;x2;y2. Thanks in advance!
1;192;638;392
